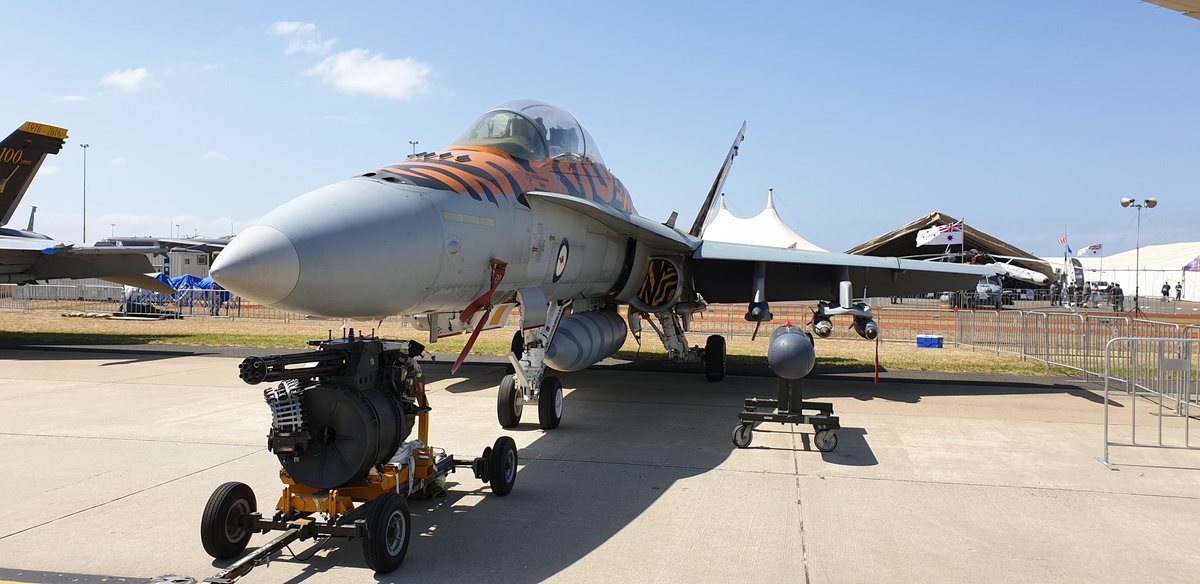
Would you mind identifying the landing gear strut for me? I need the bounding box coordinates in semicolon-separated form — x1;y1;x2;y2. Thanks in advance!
500;291;569;429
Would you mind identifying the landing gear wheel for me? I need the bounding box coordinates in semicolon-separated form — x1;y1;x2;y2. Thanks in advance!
814;429;838;452
200;481;256;560
504;331;524;374
704;335;726;382
362;493;410;573
732;424;753;448
488;436;518;496
538;376;563;429
497;374;522;428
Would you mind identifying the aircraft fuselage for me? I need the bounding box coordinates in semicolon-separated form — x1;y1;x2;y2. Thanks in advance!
211;147;638;318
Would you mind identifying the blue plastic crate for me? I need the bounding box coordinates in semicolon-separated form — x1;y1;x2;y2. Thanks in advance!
916;335;944;349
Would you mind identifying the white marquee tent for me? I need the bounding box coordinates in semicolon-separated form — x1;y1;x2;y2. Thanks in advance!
700;191;827;251
1041;242;1200;302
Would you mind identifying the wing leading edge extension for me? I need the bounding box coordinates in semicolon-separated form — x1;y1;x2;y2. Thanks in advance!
691;240;1000;303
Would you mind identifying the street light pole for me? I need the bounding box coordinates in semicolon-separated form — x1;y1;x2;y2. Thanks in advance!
409;140;419;155
1120;196;1157;316
80;143;89;243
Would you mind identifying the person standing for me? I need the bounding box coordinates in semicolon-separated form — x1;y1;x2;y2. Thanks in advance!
1114;283;1125;312
1177;282;1184;301
1162;281;1171;301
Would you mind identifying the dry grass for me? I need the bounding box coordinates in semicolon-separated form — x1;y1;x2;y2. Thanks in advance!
0;309;1068;377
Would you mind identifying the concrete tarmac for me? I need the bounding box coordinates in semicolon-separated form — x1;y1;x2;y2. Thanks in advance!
0;346;1198;584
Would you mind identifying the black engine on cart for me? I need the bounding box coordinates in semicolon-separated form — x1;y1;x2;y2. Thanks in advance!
238;335;426;489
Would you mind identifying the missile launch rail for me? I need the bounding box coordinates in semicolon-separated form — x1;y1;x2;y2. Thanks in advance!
187;333;519;583
732;377;840;451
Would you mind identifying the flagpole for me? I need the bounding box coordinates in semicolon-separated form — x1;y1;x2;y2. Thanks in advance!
961;218;966;260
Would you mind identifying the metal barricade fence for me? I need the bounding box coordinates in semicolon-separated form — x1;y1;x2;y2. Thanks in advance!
1188;324;1200;341
1100;337;1199;468
1084;315;1129;380
0;282;306;321
1039;312;1088;375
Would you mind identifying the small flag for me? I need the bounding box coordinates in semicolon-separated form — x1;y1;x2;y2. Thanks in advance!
1066;245;1073;255
915;222;963;247
1058;235;1068;245
1077;244;1102;257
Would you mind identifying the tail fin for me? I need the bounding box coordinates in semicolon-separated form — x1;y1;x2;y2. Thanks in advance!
688;121;746;237
0;122;69;226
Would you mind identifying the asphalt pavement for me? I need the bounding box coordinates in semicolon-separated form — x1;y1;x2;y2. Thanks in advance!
0;345;1197;584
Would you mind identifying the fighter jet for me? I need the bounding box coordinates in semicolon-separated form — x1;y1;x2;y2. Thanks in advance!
211;100;997;429
909;249;1052;286
0;122;172;294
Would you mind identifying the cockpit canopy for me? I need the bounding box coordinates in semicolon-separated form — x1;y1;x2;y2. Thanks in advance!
452;99;605;165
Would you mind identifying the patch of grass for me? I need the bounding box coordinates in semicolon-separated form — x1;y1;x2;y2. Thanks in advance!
0;330;314;349
0;311;1079;378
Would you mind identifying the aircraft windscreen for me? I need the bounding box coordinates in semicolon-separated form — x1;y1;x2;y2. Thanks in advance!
452;100;605;165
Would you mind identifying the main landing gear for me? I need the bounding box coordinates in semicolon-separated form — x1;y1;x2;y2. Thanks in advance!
632;309;726;382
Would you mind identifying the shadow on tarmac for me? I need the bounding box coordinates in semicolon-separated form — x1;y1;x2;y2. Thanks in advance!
209;365;752;583
807;372;1112;406
4;345;1098;582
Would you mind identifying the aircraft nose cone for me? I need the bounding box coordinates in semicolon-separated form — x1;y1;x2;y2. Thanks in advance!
210;225;300;305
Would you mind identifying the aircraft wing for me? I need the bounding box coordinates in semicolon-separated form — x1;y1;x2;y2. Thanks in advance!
1144;1;1200;19
0;243;173;294
691;240;1000;303
158;238;229;254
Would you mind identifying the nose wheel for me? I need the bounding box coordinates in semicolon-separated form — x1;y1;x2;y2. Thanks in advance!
497;374;523;428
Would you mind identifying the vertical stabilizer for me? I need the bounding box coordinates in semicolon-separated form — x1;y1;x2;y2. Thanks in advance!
689;122;746;237
0;122;69;226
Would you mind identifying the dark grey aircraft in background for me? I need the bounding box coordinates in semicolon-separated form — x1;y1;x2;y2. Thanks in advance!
0;122;171;294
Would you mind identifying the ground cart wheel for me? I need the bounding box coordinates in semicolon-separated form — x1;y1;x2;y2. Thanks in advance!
538;376;563;429
814;429;838;453
497;374;522;428
488;436;518;496
732;424;753;448
200;481;256;560
704;335;726;382
363;493;410;573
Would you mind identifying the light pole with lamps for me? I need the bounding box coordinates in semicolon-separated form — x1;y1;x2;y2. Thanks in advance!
80;143;89;243
409;140;419;155
1120;196;1157;315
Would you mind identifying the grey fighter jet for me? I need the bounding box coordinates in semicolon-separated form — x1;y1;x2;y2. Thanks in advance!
0;122;172;294
211;100;997;429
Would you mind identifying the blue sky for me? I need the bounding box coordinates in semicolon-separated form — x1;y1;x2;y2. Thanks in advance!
5;1;1197;257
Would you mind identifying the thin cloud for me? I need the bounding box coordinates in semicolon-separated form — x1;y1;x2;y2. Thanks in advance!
268;20;334;55
304;49;430;101
39;164;60;176
203;150;229;162
269;21;315;35
54;95;89;103
101;68;150;92
108;157;127;166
